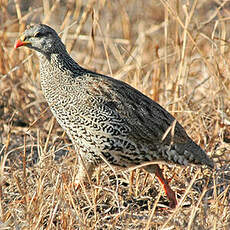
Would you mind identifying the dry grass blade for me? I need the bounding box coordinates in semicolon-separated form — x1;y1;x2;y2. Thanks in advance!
145;189;163;230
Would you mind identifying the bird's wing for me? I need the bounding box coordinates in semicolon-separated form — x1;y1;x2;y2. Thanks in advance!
79;72;190;146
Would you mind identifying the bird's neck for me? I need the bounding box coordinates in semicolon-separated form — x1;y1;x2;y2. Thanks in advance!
37;51;83;104
38;51;82;76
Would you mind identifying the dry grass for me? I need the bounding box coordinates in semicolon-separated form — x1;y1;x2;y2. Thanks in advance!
0;0;230;229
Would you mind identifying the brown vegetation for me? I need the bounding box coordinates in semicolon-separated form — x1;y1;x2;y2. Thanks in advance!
0;0;229;229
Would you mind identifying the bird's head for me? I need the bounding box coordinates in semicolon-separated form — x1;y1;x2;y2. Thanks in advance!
15;24;65;55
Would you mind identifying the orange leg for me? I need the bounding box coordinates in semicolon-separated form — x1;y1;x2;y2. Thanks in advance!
154;165;177;208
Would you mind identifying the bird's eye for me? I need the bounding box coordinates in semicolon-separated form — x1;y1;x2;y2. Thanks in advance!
34;32;43;38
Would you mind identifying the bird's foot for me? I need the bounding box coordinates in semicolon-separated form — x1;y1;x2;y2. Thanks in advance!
162;182;177;208
155;167;177;208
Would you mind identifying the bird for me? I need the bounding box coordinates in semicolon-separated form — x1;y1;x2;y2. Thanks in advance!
15;24;214;208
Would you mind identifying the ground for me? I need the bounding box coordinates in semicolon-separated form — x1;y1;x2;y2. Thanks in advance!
0;0;230;229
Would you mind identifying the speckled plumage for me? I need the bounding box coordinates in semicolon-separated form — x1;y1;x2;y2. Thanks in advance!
15;24;214;207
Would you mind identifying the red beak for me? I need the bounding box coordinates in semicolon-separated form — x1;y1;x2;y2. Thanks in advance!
14;39;31;49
